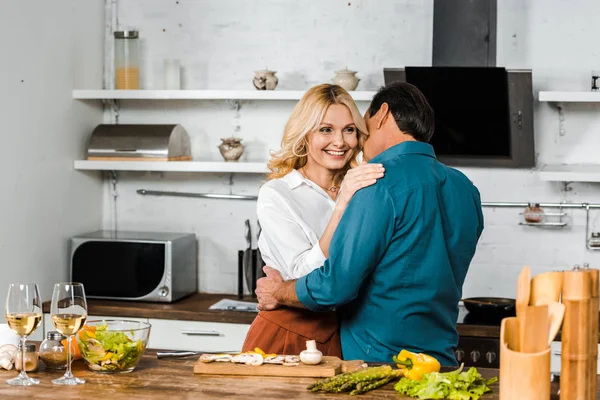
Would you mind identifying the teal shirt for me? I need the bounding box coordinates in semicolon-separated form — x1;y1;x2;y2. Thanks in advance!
296;141;483;366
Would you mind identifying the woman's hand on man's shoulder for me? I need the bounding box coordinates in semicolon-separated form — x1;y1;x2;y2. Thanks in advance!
337;162;385;212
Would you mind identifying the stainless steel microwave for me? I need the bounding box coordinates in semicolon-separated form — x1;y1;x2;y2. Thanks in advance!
70;230;197;303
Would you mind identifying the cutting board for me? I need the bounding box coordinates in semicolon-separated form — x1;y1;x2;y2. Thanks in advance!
193;356;362;378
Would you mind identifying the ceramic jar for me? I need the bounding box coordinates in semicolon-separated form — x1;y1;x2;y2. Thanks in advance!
333;68;360;91
218;138;245;162
523;203;544;223
589;232;600;248
253;70;278;90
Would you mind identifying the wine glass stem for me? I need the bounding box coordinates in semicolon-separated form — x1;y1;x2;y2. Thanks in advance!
65;335;73;378
19;336;27;380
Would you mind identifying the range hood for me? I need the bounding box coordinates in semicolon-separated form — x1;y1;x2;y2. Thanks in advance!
432;0;497;67
383;1;535;168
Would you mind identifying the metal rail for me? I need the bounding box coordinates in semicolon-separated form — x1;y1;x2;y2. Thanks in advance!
135;190;600;250
136;189;258;201
482;202;600;209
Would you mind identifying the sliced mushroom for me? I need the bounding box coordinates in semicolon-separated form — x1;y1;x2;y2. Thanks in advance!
283;362;299;367
199;354;216;363
284;355;300;363
214;354;233;362
244;353;264;366
263;355;285;364
85;338;106;356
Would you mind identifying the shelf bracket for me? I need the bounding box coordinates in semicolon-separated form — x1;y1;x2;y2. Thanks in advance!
102;99;120;124
556;102;565;136
227;100;242;111
109;170;119;234
228;100;242;137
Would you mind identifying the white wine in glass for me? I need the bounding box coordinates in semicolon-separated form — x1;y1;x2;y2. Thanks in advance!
4;283;42;386
51;283;87;385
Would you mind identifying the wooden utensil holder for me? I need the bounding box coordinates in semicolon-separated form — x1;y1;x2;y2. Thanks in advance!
561;270;593;400
500;317;550;400
531;271;563;305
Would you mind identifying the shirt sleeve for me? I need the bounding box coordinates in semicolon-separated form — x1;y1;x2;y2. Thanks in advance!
296;183;396;311
257;186;327;280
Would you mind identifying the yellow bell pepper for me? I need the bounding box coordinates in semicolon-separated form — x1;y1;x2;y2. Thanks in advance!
392;349;441;380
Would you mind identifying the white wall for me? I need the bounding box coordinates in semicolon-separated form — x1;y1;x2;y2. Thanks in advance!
107;0;600;297
0;0;105;310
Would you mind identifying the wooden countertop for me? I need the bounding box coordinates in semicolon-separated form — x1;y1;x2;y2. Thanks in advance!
0;350;549;399
42;293;503;338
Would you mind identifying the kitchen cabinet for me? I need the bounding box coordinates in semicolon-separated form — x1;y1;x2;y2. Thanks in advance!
147;318;250;352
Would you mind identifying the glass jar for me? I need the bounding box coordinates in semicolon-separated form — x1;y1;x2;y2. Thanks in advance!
589;232;600;248
39;331;69;370
523;203;544;223
15;343;38;372
114;30;140;89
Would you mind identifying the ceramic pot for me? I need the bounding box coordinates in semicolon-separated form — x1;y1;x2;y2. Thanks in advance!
253;70;278;90
333;68;360;91
218;138;245;162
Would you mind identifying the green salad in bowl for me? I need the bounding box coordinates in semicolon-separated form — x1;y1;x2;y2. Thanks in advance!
76;320;151;373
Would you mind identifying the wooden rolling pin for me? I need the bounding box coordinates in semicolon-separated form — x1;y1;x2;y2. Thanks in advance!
582;266;599;400
561;269;593;400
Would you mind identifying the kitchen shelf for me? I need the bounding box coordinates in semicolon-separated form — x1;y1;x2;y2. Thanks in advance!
539;164;600;182
539;91;600;102
73;160;268;173
518;222;568;227
519;212;566;217
72;89;377;101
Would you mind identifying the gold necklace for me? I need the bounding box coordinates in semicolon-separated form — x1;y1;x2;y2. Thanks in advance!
300;168;338;193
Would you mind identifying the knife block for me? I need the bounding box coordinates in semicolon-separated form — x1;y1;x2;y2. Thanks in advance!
237;249;266;299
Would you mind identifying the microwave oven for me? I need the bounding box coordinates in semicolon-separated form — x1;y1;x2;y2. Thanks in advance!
70;230;197;303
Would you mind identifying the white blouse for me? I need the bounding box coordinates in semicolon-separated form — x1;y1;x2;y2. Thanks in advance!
257;169;337;281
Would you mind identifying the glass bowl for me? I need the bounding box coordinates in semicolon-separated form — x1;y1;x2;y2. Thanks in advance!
76;319;151;373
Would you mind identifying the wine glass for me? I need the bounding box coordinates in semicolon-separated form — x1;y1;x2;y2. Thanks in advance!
50;283;87;385
4;283;42;386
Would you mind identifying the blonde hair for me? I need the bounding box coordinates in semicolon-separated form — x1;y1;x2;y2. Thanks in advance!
267;84;368;185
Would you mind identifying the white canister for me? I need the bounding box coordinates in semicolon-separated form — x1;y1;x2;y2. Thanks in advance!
333;67;360;91
164;59;181;90
0;323;19;346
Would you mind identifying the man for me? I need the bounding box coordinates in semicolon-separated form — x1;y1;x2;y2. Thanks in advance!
256;81;484;366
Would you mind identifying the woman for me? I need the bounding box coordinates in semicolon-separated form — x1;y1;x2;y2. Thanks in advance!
242;84;385;357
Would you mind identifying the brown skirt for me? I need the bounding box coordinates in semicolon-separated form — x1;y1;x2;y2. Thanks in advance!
242;307;342;357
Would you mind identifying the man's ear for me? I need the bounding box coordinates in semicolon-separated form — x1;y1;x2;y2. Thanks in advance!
376;103;390;129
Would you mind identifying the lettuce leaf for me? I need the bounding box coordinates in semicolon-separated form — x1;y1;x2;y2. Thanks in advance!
394;364;498;400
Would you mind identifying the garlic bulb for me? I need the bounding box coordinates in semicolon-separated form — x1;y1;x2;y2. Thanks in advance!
300;340;322;365
0;344;17;370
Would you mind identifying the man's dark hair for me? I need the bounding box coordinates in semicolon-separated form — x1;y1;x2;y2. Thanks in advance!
368;82;435;142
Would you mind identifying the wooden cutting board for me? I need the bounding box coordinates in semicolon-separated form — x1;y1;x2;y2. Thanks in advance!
193;356;362;378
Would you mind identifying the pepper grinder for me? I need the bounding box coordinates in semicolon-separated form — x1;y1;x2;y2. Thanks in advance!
582;264;599;399
561;268;593;400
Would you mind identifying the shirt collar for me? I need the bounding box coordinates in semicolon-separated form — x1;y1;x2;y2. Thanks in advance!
370;141;437;163
281;169;305;189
